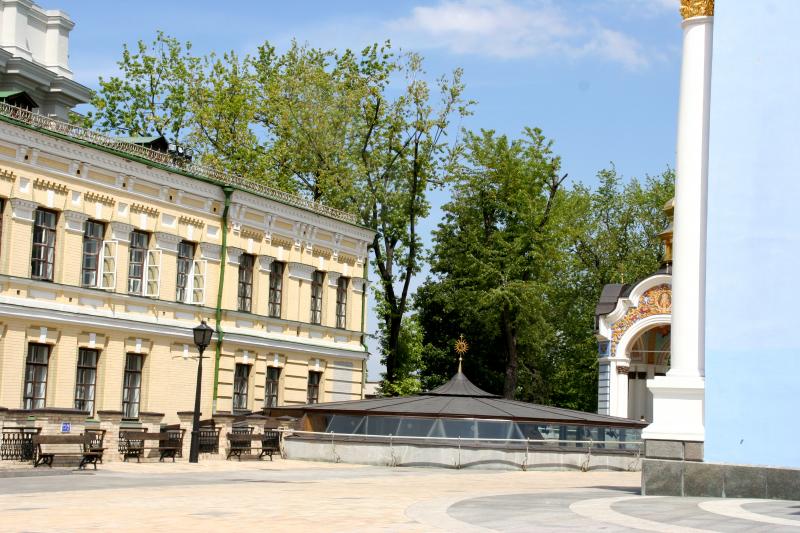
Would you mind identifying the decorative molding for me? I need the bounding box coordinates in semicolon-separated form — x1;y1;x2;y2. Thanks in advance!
130;203;159;216
240;227;263;241
230;189;374;247
312;246;332;259
0;168;15;181
10;198;37;221
271;235;294;250
63;210;89;233
178;215;204;228
0;119;375;256
226;247;244;265
338;253;357;266
327;271;341;287
288;262;315;282
110;221;133;241
33;177;69;193
680;0;713;19
351;277;369;294
258;255;275;272
611;284;672;347
154;232;181;253
84;191;115;205
199;242;221;262
0;298;367;360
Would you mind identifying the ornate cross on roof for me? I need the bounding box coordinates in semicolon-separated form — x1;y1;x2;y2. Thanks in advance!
454;334;469;373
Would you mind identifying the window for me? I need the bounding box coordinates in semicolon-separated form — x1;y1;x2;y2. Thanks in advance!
81;220;105;287
336;277;349;329
233;364;250;411
310;271;324;324
176;241;195;303
127;231;149;294
268;261;284;318
265;366;281;408
122;353;143;419
307;370;322;404
237;254;254;312
31;208;57;281
24;343;50;409
74;348;98;414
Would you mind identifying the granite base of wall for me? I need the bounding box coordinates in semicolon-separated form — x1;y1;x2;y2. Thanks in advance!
642;459;800;501
284;438;642;472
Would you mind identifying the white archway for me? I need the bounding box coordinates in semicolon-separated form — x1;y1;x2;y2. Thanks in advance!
616;314;671;422
616;314;672;360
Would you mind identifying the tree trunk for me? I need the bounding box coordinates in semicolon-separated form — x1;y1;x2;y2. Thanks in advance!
501;306;518;399
384;311;402;385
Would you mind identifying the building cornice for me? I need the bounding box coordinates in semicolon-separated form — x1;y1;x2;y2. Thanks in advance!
0;299;367;361
0;104;368;229
0;116;376;248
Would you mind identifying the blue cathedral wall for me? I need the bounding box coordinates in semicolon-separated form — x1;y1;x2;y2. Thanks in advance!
705;1;800;468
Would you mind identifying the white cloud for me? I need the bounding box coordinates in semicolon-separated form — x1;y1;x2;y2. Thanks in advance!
388;0;652;69
582;28;648;69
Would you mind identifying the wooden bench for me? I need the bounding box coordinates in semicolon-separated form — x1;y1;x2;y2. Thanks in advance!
226;429;280;460
119;430;184;462
33;434;104;470
199;421;221;454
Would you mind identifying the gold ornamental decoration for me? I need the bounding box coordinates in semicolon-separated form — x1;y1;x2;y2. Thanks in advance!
454;334;469;373
610;284;672;346
680;0;714;19
454;334;469;356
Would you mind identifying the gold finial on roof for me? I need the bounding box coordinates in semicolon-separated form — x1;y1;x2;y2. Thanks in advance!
454;334;469;373
680;0;714;19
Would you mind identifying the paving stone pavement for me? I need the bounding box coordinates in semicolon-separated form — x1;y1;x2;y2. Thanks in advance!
0;460;797;532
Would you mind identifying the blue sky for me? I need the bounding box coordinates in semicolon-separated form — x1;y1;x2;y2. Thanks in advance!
57;0;683;379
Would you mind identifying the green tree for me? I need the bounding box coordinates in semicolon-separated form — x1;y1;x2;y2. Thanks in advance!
83;34;470;392
356;53;471;389
416;157;674;409
378;315;424;396
418;128;566;399
546;167;674;410
187;51;267;181
83;32;198;141
251;41;392;204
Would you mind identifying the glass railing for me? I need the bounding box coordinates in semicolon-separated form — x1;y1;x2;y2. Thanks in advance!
313;414;641;451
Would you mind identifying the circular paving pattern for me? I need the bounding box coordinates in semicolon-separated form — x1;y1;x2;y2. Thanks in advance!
445;490;800;532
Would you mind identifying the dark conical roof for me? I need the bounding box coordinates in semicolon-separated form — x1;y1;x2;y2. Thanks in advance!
267;371;646;428
427;371;498;397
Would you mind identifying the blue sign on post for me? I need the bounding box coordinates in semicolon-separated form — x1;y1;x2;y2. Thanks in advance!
61;422;71;433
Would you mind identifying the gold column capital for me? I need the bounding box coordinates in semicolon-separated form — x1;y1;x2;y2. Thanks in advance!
680;0;714;19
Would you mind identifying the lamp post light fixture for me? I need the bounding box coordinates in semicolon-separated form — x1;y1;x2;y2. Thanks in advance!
189;320;214;463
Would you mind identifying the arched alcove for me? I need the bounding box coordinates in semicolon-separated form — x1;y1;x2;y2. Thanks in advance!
624;324;671;421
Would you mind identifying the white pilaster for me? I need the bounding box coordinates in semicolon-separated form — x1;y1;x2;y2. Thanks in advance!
644;15;711;443
615;364;630;420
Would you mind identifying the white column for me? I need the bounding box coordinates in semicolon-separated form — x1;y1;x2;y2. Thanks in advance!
616;366;629;419
643;15;711;443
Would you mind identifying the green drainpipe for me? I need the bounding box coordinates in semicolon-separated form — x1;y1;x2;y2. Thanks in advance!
360;261;369;397
211;186;234;413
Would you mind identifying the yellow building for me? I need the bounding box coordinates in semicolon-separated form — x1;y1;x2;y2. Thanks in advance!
0;102;373;429
0;5;373;438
